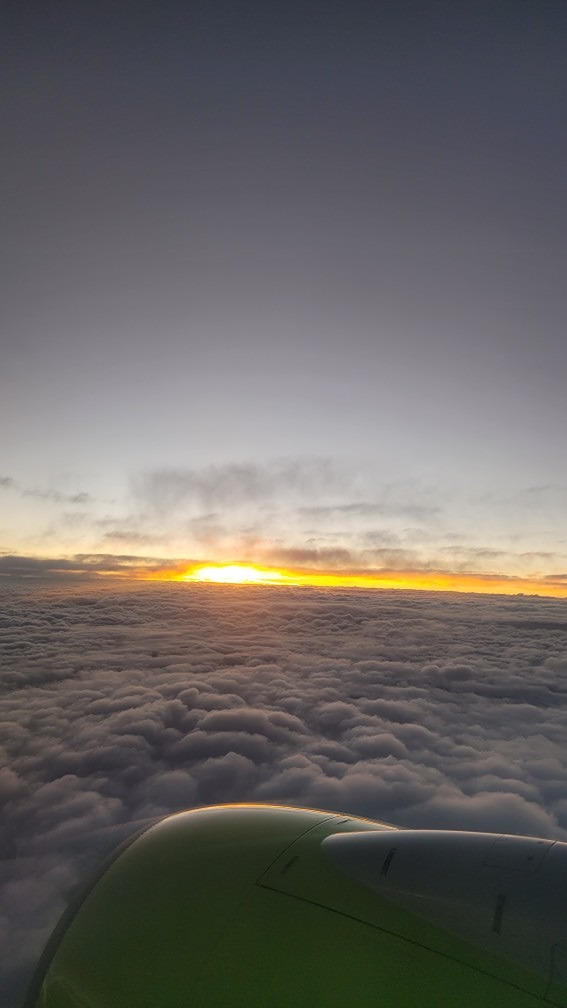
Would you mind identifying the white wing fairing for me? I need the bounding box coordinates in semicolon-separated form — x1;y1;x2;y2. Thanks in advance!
324;829;567;999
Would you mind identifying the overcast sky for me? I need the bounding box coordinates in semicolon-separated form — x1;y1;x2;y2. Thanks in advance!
2;0;567;592
2;580;567;1005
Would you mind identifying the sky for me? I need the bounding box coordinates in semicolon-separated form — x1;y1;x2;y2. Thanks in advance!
2;0;567;595
2;580;567;1005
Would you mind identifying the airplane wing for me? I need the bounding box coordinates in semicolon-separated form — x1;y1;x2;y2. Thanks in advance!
25;804;567;1006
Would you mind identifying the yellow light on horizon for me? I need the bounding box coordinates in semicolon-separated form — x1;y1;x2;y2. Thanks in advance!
184;564;286;585
171;563;567;598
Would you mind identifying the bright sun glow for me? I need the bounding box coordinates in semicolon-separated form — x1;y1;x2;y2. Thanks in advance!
166;563;567;597
169;564;567;592
184;564;286;585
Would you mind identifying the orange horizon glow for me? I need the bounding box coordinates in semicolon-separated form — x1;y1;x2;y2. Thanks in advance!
170;562;567;598
22;556;567;598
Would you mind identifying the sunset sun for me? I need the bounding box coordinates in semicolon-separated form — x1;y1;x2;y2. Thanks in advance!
183;564;286;585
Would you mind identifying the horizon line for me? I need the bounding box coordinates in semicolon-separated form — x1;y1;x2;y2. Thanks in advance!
1;553;567;599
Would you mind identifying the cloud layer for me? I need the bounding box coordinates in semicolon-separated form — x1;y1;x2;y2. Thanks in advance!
2;581;567;1004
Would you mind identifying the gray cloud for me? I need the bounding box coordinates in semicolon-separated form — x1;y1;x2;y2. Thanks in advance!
100;530;164;545
0;476;91;505
133;458;351;513
23;489;91;505
2;582;567;1005
0;554;184;580
0;555;92;578
264;546;357;569
298;500;441;522
132;463;446;538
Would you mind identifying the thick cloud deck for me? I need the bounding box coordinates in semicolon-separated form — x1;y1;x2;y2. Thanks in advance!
2;581;567;1005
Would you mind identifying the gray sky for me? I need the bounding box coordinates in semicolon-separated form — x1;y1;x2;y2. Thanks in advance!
2;1;567;590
